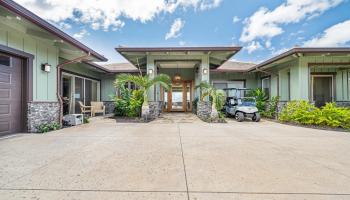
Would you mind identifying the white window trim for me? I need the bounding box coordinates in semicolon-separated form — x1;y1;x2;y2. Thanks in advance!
311;74;334;102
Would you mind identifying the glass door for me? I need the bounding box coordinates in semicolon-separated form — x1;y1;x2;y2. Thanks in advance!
161;81;192;112
312;75;333;107
62;75;73;115
74;77;84;113
62;72;100;115
171;82;184;111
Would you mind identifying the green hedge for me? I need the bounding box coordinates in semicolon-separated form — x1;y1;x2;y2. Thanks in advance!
279;101;350;130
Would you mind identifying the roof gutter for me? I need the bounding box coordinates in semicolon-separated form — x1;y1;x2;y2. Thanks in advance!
1;0;107;62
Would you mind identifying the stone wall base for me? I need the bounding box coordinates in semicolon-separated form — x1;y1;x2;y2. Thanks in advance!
27;102;60;133
103;101;115;114
336;101;350;107
148;101;162;119
197;101;211;120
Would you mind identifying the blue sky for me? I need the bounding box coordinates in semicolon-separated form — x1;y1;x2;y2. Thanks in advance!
16;0;350;64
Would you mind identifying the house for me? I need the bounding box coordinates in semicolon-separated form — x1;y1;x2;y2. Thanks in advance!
1;0;349;136
0;0;108;134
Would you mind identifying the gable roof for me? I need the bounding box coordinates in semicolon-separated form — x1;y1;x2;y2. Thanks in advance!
102;63;141;73
251;47;350;71
1;0;107;62
115;46;242;69
211;61;256;72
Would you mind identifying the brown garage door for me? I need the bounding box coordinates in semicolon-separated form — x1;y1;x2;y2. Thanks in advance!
0;53;23;136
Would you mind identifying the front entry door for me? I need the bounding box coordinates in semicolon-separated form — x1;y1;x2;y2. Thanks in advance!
312;75;333;107
162;81;192;112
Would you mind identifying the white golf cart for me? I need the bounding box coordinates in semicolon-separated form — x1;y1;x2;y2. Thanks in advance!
222;88;260;122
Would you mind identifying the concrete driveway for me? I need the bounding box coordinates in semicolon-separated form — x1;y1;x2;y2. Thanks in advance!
1;113;350;200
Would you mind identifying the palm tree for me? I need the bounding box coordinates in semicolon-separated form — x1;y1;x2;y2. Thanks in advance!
196;82;226;118
114;73;171;118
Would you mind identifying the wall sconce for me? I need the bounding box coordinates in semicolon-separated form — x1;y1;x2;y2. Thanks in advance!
41;63;51;72
203;68;208;75
148;69;153;74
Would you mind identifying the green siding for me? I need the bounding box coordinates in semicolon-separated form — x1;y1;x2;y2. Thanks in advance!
210;72;258;89
101;74;117;101
279;69;290;101
0;23;59;101
269;55;350;102
270;75;278;98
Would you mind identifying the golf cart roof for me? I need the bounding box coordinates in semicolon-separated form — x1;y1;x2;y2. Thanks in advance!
223;88;252;91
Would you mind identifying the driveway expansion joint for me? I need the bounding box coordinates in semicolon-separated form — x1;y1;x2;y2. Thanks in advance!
177;123;190;200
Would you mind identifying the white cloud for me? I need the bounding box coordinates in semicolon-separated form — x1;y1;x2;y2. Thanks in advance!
73;29;89;39
240;0;343;43
14;0;222;31
165;18;185;40
232;16;240;23
304;19;350;47
57;22;72;30
246;41;263;53
265;40;272;48
179;41;186;46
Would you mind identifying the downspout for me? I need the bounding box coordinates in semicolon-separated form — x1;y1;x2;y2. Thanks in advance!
56;52;91;126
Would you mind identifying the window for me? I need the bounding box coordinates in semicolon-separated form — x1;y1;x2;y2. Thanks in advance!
312;75;333;107
0;55;10;66
261;77;270;98
61;72;100;114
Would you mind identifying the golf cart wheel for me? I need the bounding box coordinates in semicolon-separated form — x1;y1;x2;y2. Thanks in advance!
252;113;261;122
235;112;245;122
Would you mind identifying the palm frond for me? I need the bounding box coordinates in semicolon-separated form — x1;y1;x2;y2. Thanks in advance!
115;74;146;89
149;74;171;90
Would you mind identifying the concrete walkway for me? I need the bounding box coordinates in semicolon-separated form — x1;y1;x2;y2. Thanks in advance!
1;114;350;199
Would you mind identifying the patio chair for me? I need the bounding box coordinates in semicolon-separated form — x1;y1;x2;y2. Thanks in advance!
91;101;106;117
78;101;92;117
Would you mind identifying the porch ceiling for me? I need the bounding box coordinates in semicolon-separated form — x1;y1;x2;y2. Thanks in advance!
115;46;242;69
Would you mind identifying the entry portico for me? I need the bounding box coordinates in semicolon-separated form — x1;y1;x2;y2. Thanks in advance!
116;47;241;112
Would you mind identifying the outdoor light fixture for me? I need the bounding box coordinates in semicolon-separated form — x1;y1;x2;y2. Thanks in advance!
203;68;208;75
174;62;182;82
41;63;51;72
148;69;153;74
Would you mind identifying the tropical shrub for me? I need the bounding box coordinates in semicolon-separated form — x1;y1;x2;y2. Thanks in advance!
264;96;280;118
279;101;350;130
315;103;350;129
113;87;144;117
37;122;61;133
127;89;144;117
114;74;171;118
83;116;90;124
114;87;131;116
248;88;268;113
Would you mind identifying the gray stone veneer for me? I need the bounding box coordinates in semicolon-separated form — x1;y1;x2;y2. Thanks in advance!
148;101;162;119
197;101;211;120
27;102;60;133
103;101;115;114
336;101;350;107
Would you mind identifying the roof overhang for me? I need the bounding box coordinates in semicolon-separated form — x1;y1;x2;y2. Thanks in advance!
0;0;107;62
115;47;242;69
251;47;350;72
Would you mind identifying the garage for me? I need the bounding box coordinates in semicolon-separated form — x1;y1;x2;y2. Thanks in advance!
0;53;23;136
